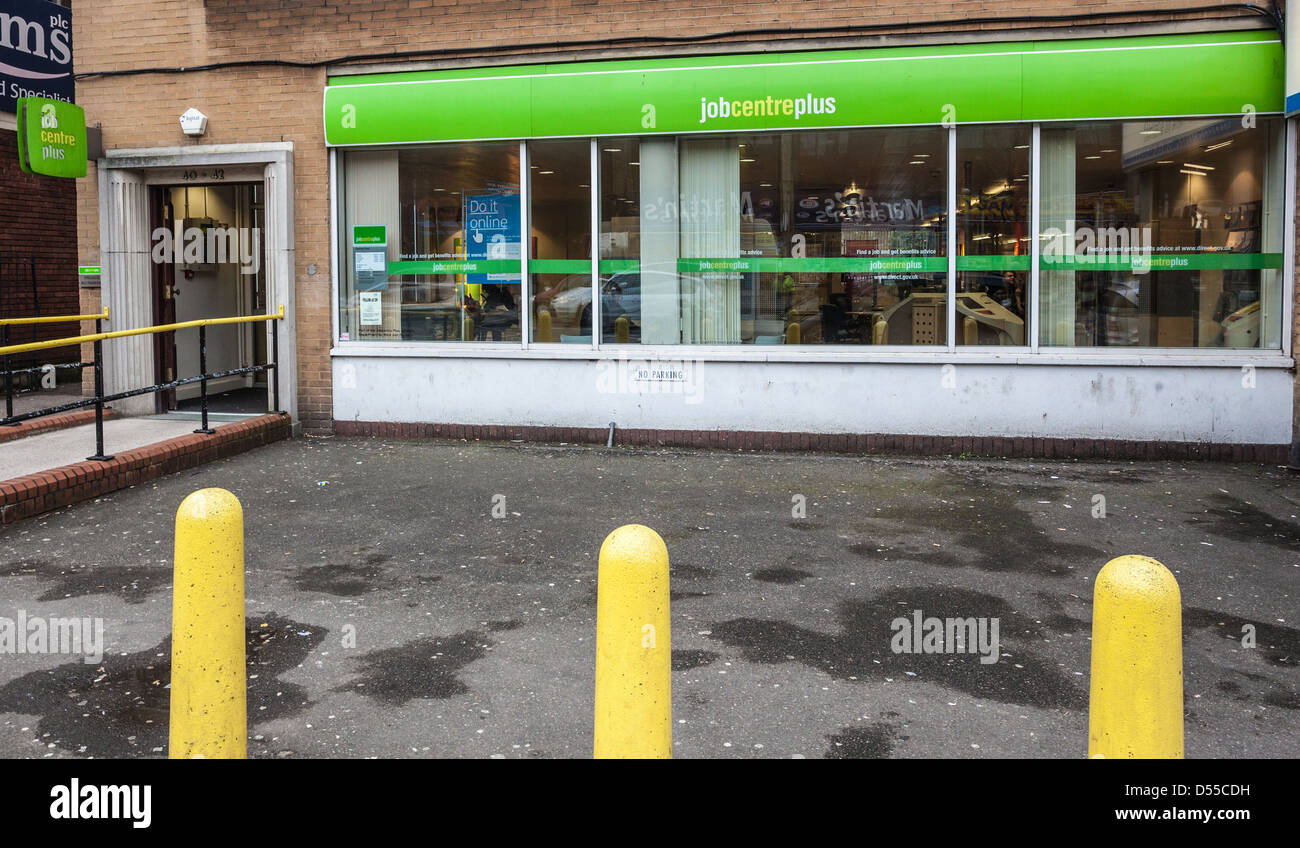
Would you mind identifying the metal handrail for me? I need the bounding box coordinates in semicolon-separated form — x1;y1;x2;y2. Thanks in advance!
2;306;286;461
0;306;283;357
0;307;110;327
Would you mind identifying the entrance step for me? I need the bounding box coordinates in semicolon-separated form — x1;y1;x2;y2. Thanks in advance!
0;413;290;525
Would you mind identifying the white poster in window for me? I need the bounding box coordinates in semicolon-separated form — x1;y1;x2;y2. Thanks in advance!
359;291;382;326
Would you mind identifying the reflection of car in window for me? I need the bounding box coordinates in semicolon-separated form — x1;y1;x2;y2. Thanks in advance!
545;271;681;341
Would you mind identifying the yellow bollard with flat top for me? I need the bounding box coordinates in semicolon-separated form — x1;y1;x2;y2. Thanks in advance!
594;524;671;758
536;308;553;343
170;488;247;759
1088;555;1183;759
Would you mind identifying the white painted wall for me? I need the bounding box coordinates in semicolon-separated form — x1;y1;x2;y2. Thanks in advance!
331;355;1293;445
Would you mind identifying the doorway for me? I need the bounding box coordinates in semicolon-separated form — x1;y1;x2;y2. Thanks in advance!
151;182;268;416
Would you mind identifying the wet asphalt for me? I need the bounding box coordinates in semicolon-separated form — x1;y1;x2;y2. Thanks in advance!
0;436;1296;758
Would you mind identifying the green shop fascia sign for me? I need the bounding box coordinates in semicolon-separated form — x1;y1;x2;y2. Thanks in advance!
324;31;1282;146
16;97;87;178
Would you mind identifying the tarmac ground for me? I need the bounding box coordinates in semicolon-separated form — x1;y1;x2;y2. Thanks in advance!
0;435;1296;758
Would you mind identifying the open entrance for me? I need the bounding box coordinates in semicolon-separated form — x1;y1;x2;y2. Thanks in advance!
151;182;269;417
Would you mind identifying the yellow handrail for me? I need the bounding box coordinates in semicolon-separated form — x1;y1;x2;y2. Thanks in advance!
0;307;110;327
0;306;284;358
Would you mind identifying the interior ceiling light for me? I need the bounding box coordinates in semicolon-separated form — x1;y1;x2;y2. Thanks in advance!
1204;140;1234;152
1183;163;1215;171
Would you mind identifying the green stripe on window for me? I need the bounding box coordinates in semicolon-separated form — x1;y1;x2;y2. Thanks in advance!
529;259;592;274
1037;253;1282;271
388;260;522;275
957;255;1031;271
675;257;948;273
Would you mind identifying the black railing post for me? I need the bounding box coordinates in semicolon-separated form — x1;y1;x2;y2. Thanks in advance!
3;323;13;425
87;317;113;461
194;323;214;434
271;317;281;414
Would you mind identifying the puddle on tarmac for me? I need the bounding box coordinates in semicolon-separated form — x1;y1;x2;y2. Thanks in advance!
0;614;326;758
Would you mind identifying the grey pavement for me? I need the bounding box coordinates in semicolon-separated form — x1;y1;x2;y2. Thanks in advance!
0;436;1296;758
3;387;82;418
0;418;234;482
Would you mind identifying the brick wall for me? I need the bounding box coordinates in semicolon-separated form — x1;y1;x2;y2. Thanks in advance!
74;67;333;429
1;129;79;367
70;1;1289;437
75;1;1275;70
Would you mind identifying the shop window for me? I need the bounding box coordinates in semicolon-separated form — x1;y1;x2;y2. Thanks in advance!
598;128;948;345
598;138;647;343
1038;117;1285;348
337;143;521;343
955;126;1031;345
529;140;593;343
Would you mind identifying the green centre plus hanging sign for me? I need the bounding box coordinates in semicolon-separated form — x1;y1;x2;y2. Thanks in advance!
16;97;87;178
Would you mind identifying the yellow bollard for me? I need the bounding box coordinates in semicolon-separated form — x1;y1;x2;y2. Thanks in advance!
170;488;247;759
536;308;553;343
594;524;671;758
615;315;630;344
785;320;800;345
1088;555;1183;759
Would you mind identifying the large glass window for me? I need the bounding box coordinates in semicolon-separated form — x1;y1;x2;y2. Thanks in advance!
1038;117;1285;348
956;126;1031;345
529;140;592;343
338;143;521;343
598;127;948;345
336;115;1286;355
